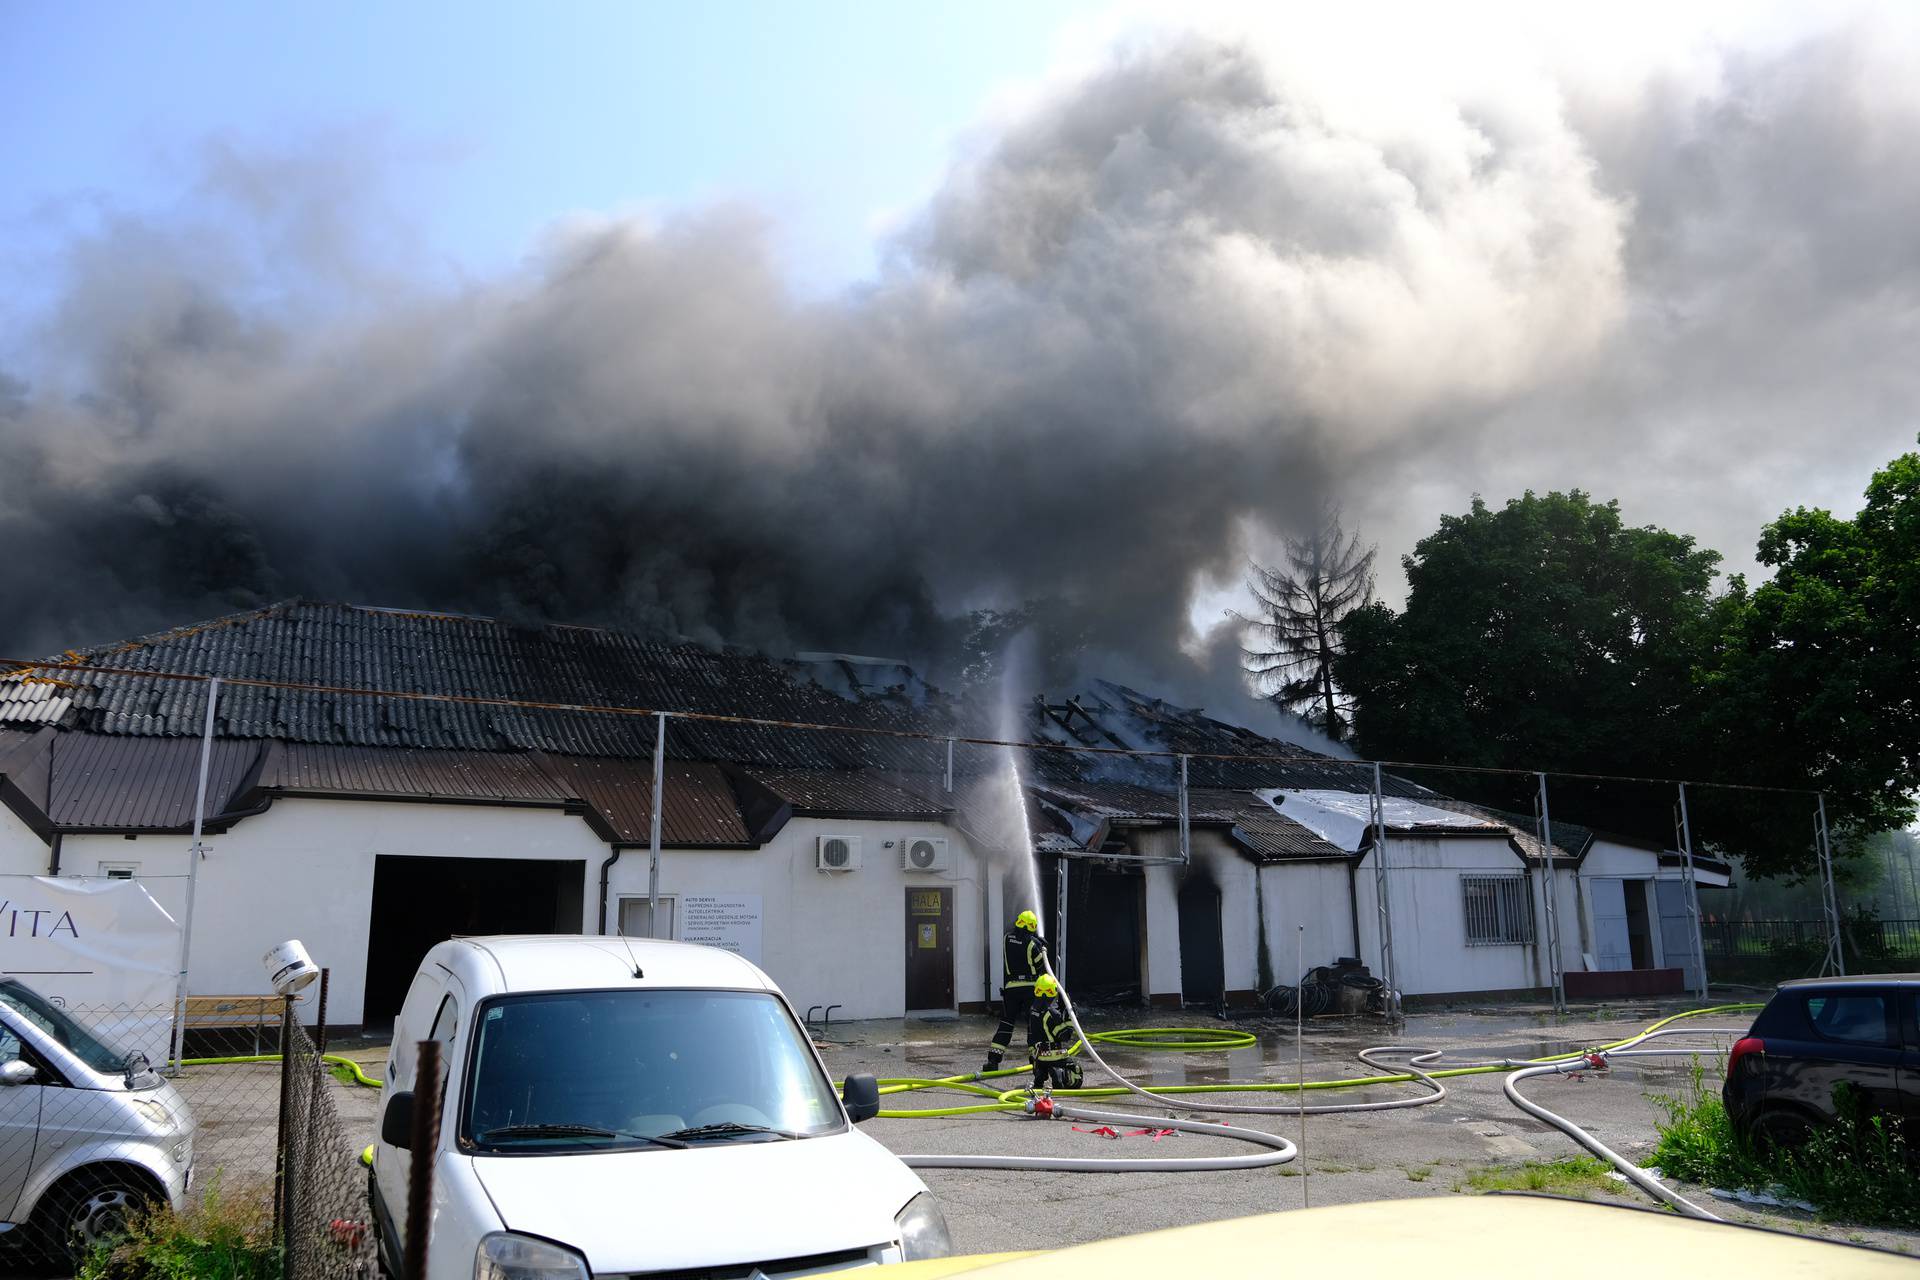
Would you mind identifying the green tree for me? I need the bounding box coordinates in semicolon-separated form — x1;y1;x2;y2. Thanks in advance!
1699;439;1920;866
1334;490;1726;840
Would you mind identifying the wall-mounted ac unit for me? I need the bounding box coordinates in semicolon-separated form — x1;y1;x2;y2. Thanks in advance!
900;835;950;873
816;834;861;872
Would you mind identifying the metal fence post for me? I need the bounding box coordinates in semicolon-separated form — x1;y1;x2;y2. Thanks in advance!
1535;773;1564;1011
1815;794;1845;976
274;994;296;1251
1370;762;1398;1016
405;1040;445;1280
313;967;330;1057
648;712;667;938
1675;783;1710;999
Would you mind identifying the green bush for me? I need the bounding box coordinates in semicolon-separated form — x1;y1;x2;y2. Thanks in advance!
1651;1059;1920;1228
78;1181;280;1280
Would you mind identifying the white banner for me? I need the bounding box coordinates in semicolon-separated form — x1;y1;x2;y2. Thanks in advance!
679;894;763;964
0;877;180;1067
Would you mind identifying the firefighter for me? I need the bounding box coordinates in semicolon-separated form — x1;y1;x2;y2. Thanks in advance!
1027;974;1082;1091
983;909;1046;1072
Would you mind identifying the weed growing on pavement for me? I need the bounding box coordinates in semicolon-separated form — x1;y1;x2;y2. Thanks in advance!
1460;1157;1615;1197
1650;1058;1920;1228
79;1178;278;1280
1405;1166;1432;1182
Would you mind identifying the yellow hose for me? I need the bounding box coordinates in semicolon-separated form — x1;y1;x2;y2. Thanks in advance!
870;1003;1760;1117
179;1052;386;1088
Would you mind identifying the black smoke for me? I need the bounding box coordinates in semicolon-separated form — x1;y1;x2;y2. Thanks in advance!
3;19;1917;721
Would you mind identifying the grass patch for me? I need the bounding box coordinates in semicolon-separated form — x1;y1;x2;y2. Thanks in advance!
1650;1058;1920;1229
1405;1165;1433;1182
1460;1157;1616;1198
80;1180;279;1280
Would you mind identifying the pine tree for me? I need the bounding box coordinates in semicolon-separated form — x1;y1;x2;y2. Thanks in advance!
1243;507;1376;741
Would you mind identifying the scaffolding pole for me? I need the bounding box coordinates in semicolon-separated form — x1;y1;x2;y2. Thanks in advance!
1815;794;1845;976
1370;762;1399;1016
1674;782;1710;1000
1534;773;1565;1011
648;712;667;939
168;677;220;1074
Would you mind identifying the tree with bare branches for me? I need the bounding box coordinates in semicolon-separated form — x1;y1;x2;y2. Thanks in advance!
1243;507;1376;741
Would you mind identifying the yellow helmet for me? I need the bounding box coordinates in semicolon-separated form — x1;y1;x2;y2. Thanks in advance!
1034;974;1059;998
1014;910;1039;932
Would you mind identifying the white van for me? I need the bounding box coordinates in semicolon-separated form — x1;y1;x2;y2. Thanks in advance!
368;935;947;1279
0;979;195;1259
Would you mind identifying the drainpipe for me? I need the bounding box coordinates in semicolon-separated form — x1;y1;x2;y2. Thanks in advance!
1344;859;1362;961
1176;755;1191;865
46;831;62;877
597;848;625;935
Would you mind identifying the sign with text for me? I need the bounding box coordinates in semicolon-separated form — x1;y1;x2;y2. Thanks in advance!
679;894;763;964
0;876;180;1066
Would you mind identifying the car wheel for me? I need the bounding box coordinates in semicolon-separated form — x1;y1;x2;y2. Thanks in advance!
35;1169;158;1262
1750;1108;1817;1155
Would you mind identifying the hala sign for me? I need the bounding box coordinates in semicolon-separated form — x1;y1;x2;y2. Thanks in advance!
0;877;181;1065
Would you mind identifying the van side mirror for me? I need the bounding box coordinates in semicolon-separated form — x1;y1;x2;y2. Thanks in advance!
842;1073;880;1124
382;1090;415;1149
0;1060;37;1087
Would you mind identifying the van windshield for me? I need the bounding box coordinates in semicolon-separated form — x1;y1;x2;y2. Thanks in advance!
0;979;131;1074
462;990;843;1152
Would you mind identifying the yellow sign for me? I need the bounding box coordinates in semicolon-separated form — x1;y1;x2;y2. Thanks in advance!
918;923;938;949
910;890;943;915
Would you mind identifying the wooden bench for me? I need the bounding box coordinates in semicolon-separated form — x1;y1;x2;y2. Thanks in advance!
183;995;284;1056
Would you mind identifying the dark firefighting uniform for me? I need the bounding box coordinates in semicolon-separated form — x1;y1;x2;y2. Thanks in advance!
984;925;1047;1070
1027;992;1082;1090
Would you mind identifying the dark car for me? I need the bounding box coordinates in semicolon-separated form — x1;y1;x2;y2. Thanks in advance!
1722;974;1920;1150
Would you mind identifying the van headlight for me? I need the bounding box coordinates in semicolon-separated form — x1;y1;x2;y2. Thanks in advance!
895;1193;951;1261
474;1232;589;1280
130;1098;172;1127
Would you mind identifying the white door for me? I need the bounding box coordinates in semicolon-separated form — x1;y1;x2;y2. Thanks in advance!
1655;879;1703;990
0;1017;44;1224
1589;879;1631;971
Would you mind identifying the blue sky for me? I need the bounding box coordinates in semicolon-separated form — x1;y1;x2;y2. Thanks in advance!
1;0;1109;295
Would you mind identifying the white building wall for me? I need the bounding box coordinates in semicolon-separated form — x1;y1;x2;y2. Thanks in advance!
1131;829;1355;1001
607;815;989;1023
57;798;607;1026
0;806;47;876
1354;836;1547;996
1257;860;1360;988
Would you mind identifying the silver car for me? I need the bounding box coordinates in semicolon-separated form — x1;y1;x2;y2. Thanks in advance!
0;980;195;1260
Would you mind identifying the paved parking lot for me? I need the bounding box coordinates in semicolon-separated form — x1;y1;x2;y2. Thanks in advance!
815;999;1920;1258
178;998;1919;1263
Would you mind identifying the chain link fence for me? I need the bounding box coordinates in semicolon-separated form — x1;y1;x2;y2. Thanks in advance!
0;984;386;1277
278;1015;378;1280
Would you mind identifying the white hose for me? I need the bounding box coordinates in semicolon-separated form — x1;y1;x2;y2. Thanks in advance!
1500;1030;1740;1221
902;1103;1297;1173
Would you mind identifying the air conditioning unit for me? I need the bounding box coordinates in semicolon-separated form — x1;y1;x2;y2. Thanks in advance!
900;835;951;873
816;834;861;872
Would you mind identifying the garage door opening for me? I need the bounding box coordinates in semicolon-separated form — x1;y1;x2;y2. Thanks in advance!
362;856;584;1027
1040;859;1146;1006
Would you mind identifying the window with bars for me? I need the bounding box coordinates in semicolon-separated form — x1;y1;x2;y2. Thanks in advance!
1462;874;1534;945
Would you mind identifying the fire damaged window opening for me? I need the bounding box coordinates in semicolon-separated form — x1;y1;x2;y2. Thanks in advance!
1462;873;1534;946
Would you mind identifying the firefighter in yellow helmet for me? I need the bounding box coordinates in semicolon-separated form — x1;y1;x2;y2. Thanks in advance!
983;909;1047;1072
1027;974;1082;1090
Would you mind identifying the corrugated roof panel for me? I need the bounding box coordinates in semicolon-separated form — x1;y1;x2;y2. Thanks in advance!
44;734;264;831
743;768;950;817
542;756;751;847
264;744;571;804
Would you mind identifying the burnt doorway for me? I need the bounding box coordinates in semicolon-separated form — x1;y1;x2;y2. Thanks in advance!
1624;879;1656;969
363;856;584;1027
904;887;954;1011
1177;879;1225;1008
1044;861;1145;1005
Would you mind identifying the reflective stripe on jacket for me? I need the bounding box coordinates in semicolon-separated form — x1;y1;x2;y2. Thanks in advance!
1003;928;1044;987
